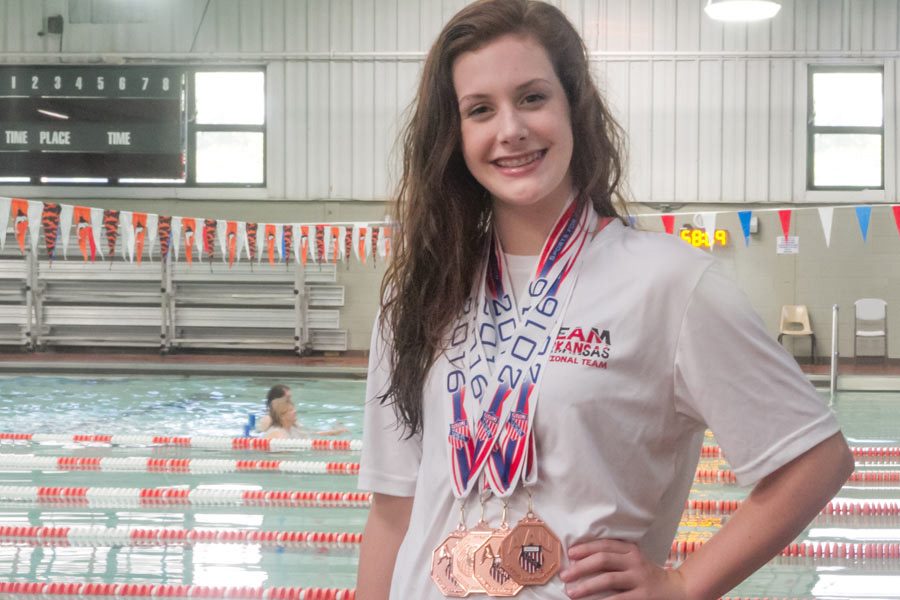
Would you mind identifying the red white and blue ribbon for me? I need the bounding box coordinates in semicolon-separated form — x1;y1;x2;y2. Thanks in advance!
446;197;598;499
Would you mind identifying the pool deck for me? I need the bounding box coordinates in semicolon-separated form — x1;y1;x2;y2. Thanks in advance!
0;351;899;389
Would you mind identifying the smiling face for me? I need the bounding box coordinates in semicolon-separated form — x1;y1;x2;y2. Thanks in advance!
453;33;574;218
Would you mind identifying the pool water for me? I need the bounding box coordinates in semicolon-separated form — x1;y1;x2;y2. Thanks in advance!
1;376;899;598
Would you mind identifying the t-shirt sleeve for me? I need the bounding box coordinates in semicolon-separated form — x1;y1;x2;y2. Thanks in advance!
357;316;422;497
673;262;841;487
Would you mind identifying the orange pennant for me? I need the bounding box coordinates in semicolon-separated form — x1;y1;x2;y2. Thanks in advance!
265;224;277;265
182;218;196;265
357;226;367;265
73;207;95;262
300;226;310;265
133;213;147;265
382;226;392;258
330;226;341;263
226;221;238;267
10;199;28;254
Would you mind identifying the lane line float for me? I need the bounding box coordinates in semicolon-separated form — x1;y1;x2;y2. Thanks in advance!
0;433;362;452
0;455;359;475
0;485;371;508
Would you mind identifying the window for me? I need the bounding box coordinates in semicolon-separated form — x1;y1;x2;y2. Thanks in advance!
807;66;884;190
0;65;265;187
189;70;266;185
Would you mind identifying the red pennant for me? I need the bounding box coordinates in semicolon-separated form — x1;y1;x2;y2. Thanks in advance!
300;226;310;265
892;206;900;239
382;226;392;258
132;213;147;265
315;225;325;263
661;215;675;235
357;226;368;264
778;210;792;239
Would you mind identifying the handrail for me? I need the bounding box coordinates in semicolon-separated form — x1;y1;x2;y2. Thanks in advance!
831;304;840;400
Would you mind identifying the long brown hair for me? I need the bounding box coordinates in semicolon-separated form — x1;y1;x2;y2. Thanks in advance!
380;0;628;437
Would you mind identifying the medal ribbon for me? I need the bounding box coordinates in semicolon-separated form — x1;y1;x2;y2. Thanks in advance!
446;198;597;499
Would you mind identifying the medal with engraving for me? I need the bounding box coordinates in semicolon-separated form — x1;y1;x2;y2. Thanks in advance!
474;503;523;597
452;520;494;595
432;527;469;597
499;510;563;586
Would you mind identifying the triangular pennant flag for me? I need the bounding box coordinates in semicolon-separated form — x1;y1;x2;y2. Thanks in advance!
59;204;74;259
297;225;308;265
26;200;42;254
282;225;292;264
238;221;250;261
158;216;173;261
315;225;325;263
182;218;197;264
661;215;675;235
817;207;834;248
11;199;28;253
291;225;301;264
737;211;752;247
378;226;392;258
73;206;95;262
265;224;277;265
103;210;120;257
216;220;229;263
892;206;900;240
225;221;238;267
132;213;147;264
342;226;351;265
371;226;380;265
699;212;716;251
778;209;792;239
855;206;872;242
120;211;133;261
353;224;365;263
41;203;61;261
89;208;104;258
246;222;258;262
203;219;217;262
170;216;182;262
0;197;10;251
145;213;158;262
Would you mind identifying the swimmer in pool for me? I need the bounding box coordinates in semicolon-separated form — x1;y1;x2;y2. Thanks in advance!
258;384;348;439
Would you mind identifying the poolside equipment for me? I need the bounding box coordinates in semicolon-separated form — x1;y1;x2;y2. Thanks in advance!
854;298;888;362
777;304;817;363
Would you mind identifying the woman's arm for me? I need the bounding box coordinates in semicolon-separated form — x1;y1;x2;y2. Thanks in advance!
357;493;413;600
677;431;854;599
560;432;854;599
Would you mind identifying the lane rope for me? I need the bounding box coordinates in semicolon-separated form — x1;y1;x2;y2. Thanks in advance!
671;539;900;562
0;433;362;452
0;485;371;508
0;582;356;599
0;454;359;475
0;525;362;548
701;444;900;463
686;498;900;518
695;468;900;485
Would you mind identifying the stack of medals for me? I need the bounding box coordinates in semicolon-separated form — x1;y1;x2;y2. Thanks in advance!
432;200;596;597
432;499;562;597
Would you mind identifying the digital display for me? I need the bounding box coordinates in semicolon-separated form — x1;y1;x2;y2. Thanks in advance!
0;66;186;180
680;228;729;248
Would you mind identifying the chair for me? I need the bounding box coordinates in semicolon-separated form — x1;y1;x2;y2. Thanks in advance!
854;298;888;362
778;305;816;364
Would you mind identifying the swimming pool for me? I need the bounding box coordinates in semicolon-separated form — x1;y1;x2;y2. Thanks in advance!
0;376;898;598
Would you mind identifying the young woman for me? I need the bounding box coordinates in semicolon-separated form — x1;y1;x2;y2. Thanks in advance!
357;1;853;598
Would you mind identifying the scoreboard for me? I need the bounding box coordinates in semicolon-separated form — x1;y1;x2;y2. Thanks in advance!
0;66;186;180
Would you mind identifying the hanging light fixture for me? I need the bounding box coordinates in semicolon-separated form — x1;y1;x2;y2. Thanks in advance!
704;0;782;22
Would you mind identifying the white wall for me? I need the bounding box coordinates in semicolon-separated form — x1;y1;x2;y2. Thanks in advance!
0;0;898;355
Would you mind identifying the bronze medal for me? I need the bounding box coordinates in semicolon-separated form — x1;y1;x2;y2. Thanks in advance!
432;529;469;597
499;513;563;586
474;526;523;597
451;521;493;594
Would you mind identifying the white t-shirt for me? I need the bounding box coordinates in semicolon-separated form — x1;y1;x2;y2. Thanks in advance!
359;220;840;600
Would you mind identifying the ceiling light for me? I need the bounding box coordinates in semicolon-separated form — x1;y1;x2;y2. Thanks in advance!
704;0;781;22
